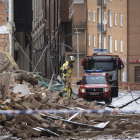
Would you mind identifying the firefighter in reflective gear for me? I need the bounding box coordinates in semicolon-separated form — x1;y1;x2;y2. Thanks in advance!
59;56;75;98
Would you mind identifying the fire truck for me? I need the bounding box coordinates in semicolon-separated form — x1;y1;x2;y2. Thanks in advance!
81;49;123;97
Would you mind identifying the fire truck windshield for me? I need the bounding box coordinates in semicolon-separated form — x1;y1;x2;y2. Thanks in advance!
82;75;107;84
93;62;116;71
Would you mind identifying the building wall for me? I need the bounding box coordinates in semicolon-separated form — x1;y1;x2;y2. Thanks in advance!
69;0;86;77
87;0;127;82
87;0;97;56
106;0;127;81
128;0;140;83
0;0;10;52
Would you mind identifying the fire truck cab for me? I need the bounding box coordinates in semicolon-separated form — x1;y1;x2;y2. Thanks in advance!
80;49;123;97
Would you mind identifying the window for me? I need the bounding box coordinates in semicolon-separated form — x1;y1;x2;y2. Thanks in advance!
82;75;107;84
88;34;90;46
120;40;123;52
104;12;106;31
109;36;112;53
93;11;95;22
109;10;112;27
120;14;123;26
104;12;106;20
104;37;106;49
93;35;95;47
74;0;84;3
88;10;90;21
115;13;117;25
99;9;101;23
115;39;117;51
99;34;101;49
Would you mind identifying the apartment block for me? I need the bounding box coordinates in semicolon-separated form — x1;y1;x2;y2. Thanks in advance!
85;0;140;83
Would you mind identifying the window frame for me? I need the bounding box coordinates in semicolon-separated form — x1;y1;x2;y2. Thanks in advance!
115;39;117;51
99;9;101;23
120;40;123;52
104;36;106;49
114;13;117;26
93;11;95;22
120;14;123;26
99;33;101;49
88;10;90;21
93;35;95;47
88;34;90;46
109;36;112;53
109;10;112;27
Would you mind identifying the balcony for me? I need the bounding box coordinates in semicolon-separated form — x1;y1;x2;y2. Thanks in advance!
97;23;106;33
74;21;86;29
60;0;74;22
97;0;106;7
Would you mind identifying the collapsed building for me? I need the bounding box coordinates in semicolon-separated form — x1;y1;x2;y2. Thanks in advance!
0;50;139;139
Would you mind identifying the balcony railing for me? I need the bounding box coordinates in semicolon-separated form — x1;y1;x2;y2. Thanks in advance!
97;0;106;7
74;21;86;29
97;23;106;32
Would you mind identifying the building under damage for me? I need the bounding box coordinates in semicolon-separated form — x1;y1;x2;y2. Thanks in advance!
0;51;139;139
0;0;75;79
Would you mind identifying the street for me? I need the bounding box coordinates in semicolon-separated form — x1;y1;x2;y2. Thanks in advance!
72;83;140;112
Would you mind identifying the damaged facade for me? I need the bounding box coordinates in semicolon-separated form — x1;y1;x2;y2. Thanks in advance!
0;0;74;79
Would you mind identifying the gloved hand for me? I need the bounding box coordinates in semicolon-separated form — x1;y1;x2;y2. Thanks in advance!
69;64;74;69
59;91;63;97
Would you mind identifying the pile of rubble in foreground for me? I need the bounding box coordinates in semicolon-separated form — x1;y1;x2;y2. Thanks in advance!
0;72;140;139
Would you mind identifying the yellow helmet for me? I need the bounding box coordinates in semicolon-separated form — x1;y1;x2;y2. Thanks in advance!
68;56;75;63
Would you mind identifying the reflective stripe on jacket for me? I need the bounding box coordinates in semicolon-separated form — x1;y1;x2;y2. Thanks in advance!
62;61;71;77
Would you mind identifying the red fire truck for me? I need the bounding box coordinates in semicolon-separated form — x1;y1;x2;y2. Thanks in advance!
80;50;123;97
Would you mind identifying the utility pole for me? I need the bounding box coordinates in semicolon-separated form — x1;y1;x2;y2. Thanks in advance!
75;28;81;78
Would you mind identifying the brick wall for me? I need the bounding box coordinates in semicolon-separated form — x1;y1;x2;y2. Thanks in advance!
127;0;140;82
0;0;10;51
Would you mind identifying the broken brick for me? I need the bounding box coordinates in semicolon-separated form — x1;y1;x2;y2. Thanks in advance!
30;99;43;109
24;115;41;127
31;128;42;137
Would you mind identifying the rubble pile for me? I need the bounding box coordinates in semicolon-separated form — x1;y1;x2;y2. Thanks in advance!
0;72;139;139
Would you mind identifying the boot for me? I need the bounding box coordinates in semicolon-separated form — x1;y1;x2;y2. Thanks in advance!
59;91;63;97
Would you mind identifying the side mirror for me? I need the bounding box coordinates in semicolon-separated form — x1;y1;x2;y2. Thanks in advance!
139;76;140;78
76;80;81;85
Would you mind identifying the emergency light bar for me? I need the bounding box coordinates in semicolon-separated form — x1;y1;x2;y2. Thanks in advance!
85;70;103;73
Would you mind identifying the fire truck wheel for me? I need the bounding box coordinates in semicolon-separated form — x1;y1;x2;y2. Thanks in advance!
105;93;112;104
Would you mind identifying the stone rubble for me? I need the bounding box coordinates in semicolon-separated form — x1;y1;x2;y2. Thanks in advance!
0;72;139;139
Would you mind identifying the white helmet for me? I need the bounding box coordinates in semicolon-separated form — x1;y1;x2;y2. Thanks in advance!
68;56;75;63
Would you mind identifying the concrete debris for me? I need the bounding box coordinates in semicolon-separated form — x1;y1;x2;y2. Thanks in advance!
0;71;139;139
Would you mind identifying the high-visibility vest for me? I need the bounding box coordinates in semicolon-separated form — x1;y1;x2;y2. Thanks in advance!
62;61;71;77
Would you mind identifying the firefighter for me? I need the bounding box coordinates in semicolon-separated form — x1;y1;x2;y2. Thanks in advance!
59;56;75;99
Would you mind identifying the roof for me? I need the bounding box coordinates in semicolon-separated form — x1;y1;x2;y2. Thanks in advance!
81;54;124;66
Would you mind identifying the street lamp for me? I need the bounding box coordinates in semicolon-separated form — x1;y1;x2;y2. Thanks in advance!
75;28;81;78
